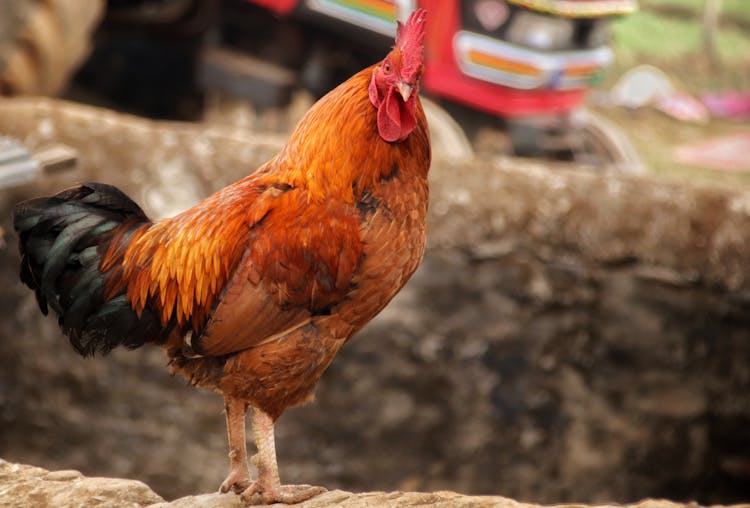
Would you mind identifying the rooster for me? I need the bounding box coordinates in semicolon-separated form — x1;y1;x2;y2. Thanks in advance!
13;9;429;505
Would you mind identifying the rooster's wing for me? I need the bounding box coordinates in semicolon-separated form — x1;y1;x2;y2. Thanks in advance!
188;186;363;356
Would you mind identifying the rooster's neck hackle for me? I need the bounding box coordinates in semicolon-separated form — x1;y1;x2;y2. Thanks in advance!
273;67;429;203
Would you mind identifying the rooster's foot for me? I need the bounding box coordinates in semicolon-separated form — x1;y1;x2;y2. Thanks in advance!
240;482;326;505
219;469;252;494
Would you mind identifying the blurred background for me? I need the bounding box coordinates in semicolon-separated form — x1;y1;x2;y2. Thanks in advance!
0;0;749;505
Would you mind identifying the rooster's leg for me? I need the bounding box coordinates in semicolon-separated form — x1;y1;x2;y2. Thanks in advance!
240;407;326;504
219;396;253;494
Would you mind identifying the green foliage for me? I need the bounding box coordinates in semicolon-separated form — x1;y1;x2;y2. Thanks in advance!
639;0;750;22
612;10;703;62
612;7;750;62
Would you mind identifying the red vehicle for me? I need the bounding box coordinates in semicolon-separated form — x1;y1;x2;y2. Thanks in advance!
200;0;640;164
244;0;626;114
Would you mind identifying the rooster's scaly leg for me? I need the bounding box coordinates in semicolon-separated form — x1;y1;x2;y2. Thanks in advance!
219;396;253;494
240;407;326;504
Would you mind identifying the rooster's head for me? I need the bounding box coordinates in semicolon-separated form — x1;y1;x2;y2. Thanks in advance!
369;9;426;143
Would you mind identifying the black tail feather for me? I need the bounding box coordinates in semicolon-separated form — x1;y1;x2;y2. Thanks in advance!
14;182;167;356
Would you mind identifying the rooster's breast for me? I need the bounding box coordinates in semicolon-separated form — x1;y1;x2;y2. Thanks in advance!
331;171;429;334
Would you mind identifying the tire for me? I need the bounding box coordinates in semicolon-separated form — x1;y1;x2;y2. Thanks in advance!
0;0;104;95
508;111;643;173
573;109;644;174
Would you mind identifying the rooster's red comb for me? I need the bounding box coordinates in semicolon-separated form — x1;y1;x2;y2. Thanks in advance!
396;9;426;80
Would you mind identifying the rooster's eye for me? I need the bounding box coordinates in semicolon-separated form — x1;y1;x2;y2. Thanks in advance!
383;63;392;74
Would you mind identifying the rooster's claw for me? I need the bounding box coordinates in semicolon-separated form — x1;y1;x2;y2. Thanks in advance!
219;470;252;494
240;483;326;505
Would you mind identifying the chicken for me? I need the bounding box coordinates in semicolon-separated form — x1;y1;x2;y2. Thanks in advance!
13;9;429;505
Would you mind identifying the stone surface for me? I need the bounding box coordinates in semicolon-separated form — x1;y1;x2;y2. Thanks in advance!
0;458;164;507
0;98;749;505
2;460;750;508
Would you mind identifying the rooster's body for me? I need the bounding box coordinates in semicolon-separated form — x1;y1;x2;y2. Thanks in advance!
14;10;430;505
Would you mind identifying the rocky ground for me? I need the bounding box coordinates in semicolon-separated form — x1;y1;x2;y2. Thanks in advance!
0;98;749;505
4;459;750;508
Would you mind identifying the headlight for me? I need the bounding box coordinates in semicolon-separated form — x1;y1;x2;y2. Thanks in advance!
505;10;574;51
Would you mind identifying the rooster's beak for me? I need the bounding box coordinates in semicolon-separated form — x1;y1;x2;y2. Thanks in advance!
397;82;413;102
